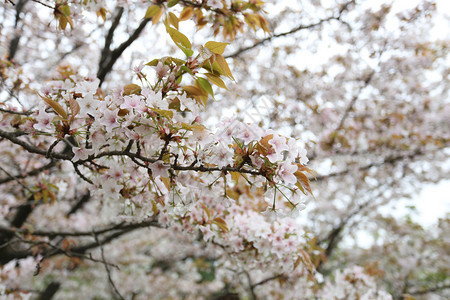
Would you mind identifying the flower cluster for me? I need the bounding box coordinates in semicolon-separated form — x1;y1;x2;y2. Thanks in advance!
16;46;315;277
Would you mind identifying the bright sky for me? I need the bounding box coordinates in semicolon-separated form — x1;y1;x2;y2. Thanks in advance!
414;180;450;226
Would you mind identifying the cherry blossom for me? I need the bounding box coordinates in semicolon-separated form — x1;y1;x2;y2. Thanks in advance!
149;161;170;178
33;104;54;132
277;162;298;185
154;61;170;78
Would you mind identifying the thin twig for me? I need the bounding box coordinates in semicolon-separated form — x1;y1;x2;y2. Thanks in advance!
0;165;32;192
72;163;94;184
0;107;33;116
94;233;125;300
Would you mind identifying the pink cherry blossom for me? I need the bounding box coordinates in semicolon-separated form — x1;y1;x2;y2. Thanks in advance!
120;94;145;112
72;147;94;162
277;162;298;185
33;105;54;132
154;61;170;78
149;161;169;178
99;108;119;128
268;133;289;154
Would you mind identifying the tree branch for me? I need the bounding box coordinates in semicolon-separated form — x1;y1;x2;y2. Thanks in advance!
0;129;72;160
37;281;60;300
251;274;286;288
0;219;160;239
66;191;91;216
0;218;160;264
0;159;56;185
99;7;124;70
0;107;33;116
97;9;151;85
94;233;125;300
8;0;29;60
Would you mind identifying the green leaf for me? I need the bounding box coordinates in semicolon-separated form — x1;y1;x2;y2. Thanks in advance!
183;85;208;107
205;41;229;55
176;74;183;85
146;59;159;66
60;4;71;17
168;12;179;29
145;5;161;19
215;55;235;80
202;63;223;76
180;66;193;75
152;108;174;119
166;26;192;50
205;73;228;90
69;97;80;119
152;6;164;24
180;46;194;58
196;77;214;98
181;122;206;131
295;182;306;195
168;0;179;7
166;57;186;66
294;170;313;196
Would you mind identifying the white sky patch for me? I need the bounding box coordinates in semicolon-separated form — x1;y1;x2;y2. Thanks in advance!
413;180;450;226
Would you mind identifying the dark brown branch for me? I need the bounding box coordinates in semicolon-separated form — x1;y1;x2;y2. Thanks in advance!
8;0;29;60
37;281;60;300
56;41;84;63
99;7;124;70
316;180;398;272
0;129;72;160
11;232;121;269
30;0;53;9
0;160;56;185
211;291;240;300
0;107;33;115
0;195;34;252
0;219;159;264
67;227;139;255
97;9;151;85
0;219;160;239
0;165;32;192
10;202;33;229
226;0;355;59
251;274;286;288
78;148;265;177
72;162;94;184
66;191;91;216
3;127;447;191
0;79;23;105
323;226;344;259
